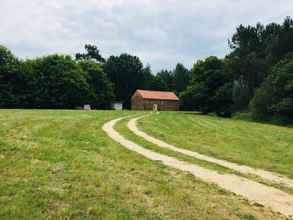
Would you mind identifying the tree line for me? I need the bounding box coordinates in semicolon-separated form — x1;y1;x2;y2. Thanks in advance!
181;16;293;121
0;17;292;121
0;44;191;109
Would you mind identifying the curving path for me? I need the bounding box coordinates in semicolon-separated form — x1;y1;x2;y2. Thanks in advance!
102;117;293;218
128;116;293;190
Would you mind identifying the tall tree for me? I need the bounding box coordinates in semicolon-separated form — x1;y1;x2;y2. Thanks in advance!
227;17;293;110
250;55;293;119
76;44;105;63
78;60;114;109
227;23;267;110
173;63;191;94
103;54;145;106
32;55;90;108
269;17;293;63
180;57;233;116
156;70;175;91
0;45;21;107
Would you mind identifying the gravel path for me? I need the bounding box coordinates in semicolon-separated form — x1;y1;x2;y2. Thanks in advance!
103;117;293;217
128;116;293;190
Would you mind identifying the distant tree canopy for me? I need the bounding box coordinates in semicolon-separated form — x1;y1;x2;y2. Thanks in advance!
227;17;293;111
0;45;25;107
180;57;233;116
179;16;293;120
0;44;192;109
76;44;105;63
250;55;293;118
173;63;191;94
104;54;145;105
156;70;175;91
140;65;168;91
0;47;114;109
78;60;114;109
28;55;90;108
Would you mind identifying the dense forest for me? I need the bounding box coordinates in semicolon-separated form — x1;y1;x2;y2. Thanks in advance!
0;17;292;121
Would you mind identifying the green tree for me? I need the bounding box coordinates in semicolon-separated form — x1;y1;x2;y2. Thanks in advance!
32;55;90;108
156;70;174;91
103;54;145;105
78;60;114;109
76;44;105;63
268;17;293;63
180;57;233;116
0;45;21;107
227;24;268;110
227;17;293;111
250;55;293;118
13;59;38;107
150;76;169;91
138;65;168;91
226;52;267;110
173;63;191;94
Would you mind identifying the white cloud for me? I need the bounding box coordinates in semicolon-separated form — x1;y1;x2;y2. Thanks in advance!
0;0;292;72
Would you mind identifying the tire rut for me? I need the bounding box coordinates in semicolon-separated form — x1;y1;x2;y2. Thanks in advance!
103;117;293;218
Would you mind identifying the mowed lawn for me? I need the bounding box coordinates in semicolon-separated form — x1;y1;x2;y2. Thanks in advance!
0;110;286;220
138;112;293;178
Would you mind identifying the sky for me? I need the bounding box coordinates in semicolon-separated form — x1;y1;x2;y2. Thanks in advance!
0;0;292;72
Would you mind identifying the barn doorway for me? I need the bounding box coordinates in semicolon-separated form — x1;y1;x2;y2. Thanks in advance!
153;104;158;111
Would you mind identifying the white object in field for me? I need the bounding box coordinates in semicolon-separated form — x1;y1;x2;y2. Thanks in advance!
153;104;158;111
83;104;91;110
113;102;123;110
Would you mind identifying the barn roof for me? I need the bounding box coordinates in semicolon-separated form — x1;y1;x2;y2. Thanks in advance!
136;90;179;101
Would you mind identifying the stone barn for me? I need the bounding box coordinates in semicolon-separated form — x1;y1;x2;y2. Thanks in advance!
131;90;180;111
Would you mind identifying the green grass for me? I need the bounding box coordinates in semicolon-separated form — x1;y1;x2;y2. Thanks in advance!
138;112;293;178
116;117;293;195
0;110;286;219
115;118;236;175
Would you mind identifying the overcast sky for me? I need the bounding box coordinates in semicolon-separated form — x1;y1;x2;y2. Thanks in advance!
0;0;292;72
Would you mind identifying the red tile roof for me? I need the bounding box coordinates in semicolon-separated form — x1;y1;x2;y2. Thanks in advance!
136;90;179;101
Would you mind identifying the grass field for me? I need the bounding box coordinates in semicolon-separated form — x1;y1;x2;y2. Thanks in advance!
138;112;293;178
0;110;288;219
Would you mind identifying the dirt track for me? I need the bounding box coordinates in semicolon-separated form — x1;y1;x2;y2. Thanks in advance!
128;116;293;189
103;117;293;218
